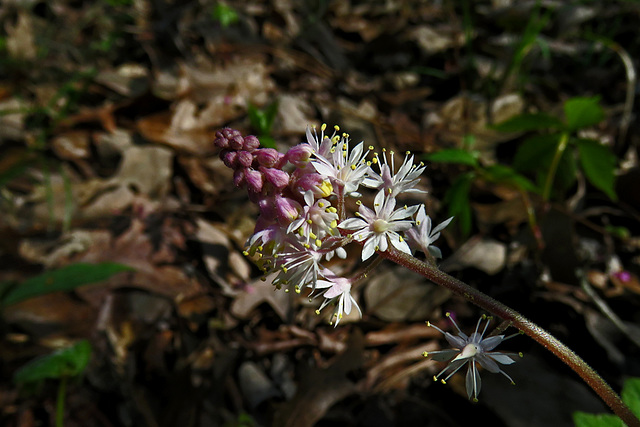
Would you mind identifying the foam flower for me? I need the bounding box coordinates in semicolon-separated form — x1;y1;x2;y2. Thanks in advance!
339;190;418;260
423;313;522;401
314;271;361;327
363;149;427;197
406;205;453;258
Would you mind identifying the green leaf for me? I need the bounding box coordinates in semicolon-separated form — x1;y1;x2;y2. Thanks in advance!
576;138;617;200
483;164;537;192
425;149;479;167
622;377;640;419
1;262;134;307
14;340;92;385
248;101;279;136
513;134;560;172
491;113;563;133
564;96;604;132
212;3;239;27
443;172;475;237
572;412;624;427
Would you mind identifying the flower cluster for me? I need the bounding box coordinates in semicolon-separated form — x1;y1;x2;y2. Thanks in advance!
423;313;522;401
215;124;453;326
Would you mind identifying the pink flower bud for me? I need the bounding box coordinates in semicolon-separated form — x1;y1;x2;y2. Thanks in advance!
222;150;238;168
260;167;289;189
285;144;313;168
275;196;301;223
255;148;282;167
237;151;254;168
215;128;241;149
243;135;260;151
233;168;245;187
214;136;229;149
230;135;244;150
245;168;264;193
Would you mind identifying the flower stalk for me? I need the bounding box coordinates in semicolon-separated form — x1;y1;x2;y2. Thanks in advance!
380;246;640;427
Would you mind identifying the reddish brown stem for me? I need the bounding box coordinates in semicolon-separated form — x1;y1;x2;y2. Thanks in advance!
381;247;640;427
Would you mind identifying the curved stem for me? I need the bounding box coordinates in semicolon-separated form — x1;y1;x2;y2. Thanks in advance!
381;247;640;427
542;132;569;202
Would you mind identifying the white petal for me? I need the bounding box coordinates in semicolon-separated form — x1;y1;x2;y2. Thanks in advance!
362;239;376;260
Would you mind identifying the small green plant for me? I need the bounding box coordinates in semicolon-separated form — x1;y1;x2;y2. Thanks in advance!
248;100;279;148
14;340;93;427
427;96;617;237
493;96;616;201
425;134;535;237
212;3;239;28
574;377;640;427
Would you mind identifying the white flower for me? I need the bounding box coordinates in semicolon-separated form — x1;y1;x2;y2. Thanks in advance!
270;242;324;292
423;313;522;401
339;190;418;261
286;191;339;246
311;130;370;195
363;149;427;197
405;205;453;258
314;272;361;327
306;124;334;159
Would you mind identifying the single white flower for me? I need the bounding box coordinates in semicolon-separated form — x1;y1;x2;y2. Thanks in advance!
363;149;427;197
270;244;325;293
314;272;361;327
339;190;418;260
423;313;522;401
311;130;371;195
406;205;453;258
287;191;339;247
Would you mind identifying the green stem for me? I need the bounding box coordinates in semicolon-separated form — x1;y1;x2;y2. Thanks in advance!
542;132;569;202
56;376;67;427
380;247;640;427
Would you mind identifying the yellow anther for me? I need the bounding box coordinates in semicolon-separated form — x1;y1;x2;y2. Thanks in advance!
295;288;301;294
318;202;325;208
242;251;249;256
315;239;322;247
406;150;410;155
330;220;337;228
399;236;404;242
368;145;374;150
356;200;362;205
404;205;408;209
416;220;421;225
315;309;321;315
298;228;304;236
422;351;429;357
426;321;432;326
282;267;288;273
382;148;387;152
433;376;438;382
304;243;310;248
307;219;313;224
321;123;327;131
445;312;451;317
328;207;337;213
372;157;378;164
374;246;379;251
334;125;340;131
351;164;356;170
309;232;317;240
284;289;290;293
